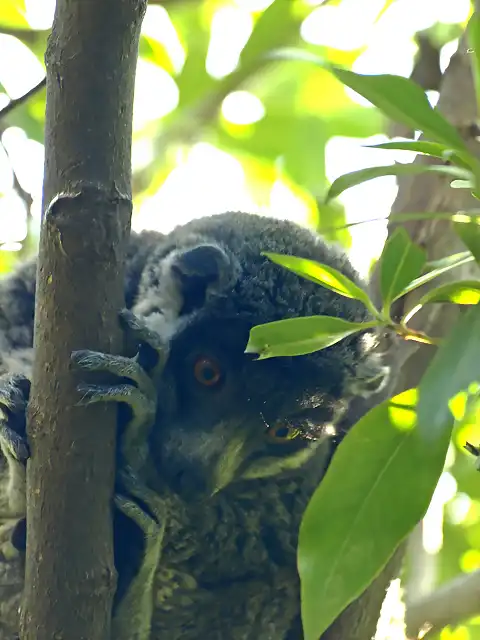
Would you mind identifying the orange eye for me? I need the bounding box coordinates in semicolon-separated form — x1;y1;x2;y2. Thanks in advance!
193;356;223;387
266;424;301;443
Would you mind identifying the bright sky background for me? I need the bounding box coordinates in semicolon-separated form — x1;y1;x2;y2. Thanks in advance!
0;0;471;276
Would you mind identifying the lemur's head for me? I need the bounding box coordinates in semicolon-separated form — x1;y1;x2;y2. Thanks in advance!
133;213;388;500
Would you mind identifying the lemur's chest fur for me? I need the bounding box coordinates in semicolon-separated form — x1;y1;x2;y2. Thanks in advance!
150;478;312;639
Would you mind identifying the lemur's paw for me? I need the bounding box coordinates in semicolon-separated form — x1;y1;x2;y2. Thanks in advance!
0;375;30;464
71;309;168;473
115;466;165;536
113;465;164;637
72;353;157;430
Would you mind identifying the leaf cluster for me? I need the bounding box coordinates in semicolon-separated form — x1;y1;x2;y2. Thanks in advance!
247;13;480;638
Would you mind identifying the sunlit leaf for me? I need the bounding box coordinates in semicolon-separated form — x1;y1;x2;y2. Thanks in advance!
326;104;384;138
246;316;377;360
218;114;288;162
454;216;480;264
218;113;330;199
326;164;472;201
316;200;352;249
263;252;376;311
398;252;476;300
0;0;29;29
299;388;448;640
379;227;426;307
240;0;306;69
139;35;176;75
174;6;216;108
450;179;476;190
416;281;480;306
329;68;471;157
282;115;328;199
320;212;480;233
418;304;480;442
403;281;480;324
468;13;480;116
267;48;473;160
367;140;469;168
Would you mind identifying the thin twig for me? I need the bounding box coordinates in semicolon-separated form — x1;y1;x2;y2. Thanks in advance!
0;77;46;120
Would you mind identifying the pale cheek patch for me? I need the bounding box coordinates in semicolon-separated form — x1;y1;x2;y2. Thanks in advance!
133;250;191;343
241;440;324;481
134;252;183;317
139;311;182;345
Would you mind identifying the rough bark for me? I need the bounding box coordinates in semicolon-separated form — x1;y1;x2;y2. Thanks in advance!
21;2;147;639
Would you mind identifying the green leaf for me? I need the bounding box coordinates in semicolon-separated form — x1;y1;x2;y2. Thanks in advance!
450;179;475;190
174;6;216;109
282;115;328;198
240;0;305;69
326;164;472;201
316;200;352;250
416;280;480;306
398;252;476;300
379;228;426;307
425;251;473;271
299;387;448;640
454;216;480;264
329;68;469;155
263;252;376;312
245;316;378;360
403;281;480;324
366;141;469;169
418;303;480;442
468;13;480;117
267;49;471;156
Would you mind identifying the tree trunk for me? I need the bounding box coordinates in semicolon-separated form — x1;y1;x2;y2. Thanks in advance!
21;1;147;638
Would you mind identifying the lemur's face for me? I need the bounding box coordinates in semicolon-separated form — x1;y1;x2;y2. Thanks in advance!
132;213;385;501
151;316;343;500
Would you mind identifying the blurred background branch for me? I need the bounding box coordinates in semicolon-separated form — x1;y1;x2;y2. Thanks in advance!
407;569;480;638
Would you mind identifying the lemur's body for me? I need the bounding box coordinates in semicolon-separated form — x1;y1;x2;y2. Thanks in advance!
0;213;387;639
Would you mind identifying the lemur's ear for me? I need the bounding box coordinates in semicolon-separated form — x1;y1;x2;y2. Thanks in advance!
172;244;228;281
171;244;237;314
132;242;239;339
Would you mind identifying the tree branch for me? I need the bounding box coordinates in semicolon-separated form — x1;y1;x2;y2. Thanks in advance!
372;32;480;381
406;570;480;638
20;1;147;639
0;78;46;121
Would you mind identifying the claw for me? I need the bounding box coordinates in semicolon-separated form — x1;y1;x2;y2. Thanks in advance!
0;375;30;515
112;467;164;640
114;495;161;538
117;466;164;525
76;382;155;426
0;419;29;462
0;375;30;463
0;375;30;415
76;382;156;471
71;350;156;401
